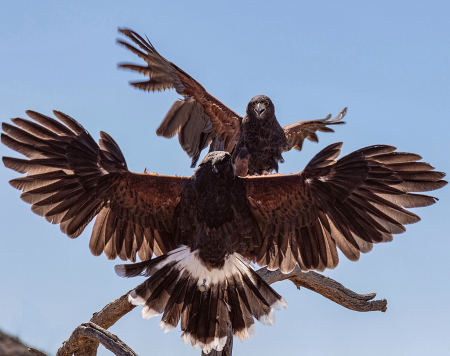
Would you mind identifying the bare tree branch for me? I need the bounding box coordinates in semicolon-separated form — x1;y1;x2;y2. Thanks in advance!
52;268;387;356
28;348;48;356
257;266;387;312
56;322;137;356
71;291;137;356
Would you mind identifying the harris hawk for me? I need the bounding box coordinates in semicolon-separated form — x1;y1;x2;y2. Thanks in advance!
2;111;446;353
117;28;346;176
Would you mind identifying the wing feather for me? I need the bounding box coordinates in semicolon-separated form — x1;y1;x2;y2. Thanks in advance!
117;28;241;167
283;107;347;152
3;110;187;262
245;142;446;272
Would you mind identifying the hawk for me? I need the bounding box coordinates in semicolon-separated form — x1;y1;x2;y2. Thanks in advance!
2;111;446;353
117;29;346;175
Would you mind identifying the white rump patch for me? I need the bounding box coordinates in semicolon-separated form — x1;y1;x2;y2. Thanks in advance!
145;245;259;290
128;245;288;352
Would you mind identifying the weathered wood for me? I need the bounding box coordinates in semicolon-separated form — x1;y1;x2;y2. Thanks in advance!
60;292;136;356
257;266;387;312
55;322;137;356
28;348;48;356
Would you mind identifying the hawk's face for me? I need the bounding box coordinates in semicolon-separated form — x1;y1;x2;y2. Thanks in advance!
247;95;274;120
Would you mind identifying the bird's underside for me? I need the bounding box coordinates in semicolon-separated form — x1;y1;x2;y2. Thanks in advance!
117;28;347;175
2;110;446;353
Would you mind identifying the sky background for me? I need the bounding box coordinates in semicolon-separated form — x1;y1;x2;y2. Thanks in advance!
1;1;449;355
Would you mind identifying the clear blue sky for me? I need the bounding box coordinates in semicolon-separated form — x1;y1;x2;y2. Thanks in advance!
1;1;449;355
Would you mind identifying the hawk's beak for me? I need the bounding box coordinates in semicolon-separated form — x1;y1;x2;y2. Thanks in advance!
255;102;266;115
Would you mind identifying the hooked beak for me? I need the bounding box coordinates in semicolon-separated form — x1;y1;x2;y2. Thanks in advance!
255;102;266;115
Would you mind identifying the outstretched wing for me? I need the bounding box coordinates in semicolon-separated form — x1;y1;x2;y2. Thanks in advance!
117;28;242;167
244;142;447;273
2;111;187;262
283;107;346;152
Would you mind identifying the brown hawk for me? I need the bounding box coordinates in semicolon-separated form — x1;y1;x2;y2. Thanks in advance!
117;29;346;175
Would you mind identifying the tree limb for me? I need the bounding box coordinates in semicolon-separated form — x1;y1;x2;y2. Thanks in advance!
30;323;136;356
57;322;137;356
52;268;387;356
257;266;387;312
70;291;137;356
28;348;48;356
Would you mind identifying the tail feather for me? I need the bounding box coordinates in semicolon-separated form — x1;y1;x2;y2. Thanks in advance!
143;266;182;319
116;246;287;353
160;271;191;332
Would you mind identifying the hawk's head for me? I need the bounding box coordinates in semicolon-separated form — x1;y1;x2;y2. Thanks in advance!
196;151;235;181
247;95;274;120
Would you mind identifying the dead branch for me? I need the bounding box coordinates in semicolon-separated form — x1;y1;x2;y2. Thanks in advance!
53;267;387;356
58;322;137;356
257;266;387;312
28;348;48;356
29;323;136;356
69;291;137;356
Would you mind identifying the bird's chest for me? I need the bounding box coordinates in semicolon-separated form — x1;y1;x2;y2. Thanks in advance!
243;121;276;152
237;119;286;175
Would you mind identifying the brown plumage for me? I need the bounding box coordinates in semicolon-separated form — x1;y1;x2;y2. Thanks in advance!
2;111;446;352
117;28;346;175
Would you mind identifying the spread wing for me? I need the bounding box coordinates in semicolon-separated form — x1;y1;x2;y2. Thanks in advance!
244;142;447;273
2;111;187;262
117;28;242;167
283;107;346;152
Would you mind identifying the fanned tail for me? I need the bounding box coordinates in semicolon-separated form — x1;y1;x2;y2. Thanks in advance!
115;246;287;353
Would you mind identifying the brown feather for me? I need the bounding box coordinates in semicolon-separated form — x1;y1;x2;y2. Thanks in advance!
245;142;446;270
3;110;186;262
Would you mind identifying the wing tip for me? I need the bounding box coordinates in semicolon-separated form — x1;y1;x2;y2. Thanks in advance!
117;27;133;36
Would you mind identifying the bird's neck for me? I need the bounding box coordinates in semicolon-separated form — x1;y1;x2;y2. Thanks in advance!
245;114;276;125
